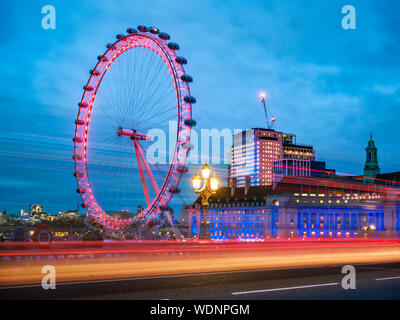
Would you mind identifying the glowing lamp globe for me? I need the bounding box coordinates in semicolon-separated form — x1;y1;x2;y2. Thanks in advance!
259;92;266;100
201;162;211;180
210;173;219;191
192;170;201;190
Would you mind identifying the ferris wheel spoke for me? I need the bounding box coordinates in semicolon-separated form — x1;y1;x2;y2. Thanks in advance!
135;96;177;132
132;56;169;123
134;64;173;124
135;61;169;119
138;101;178;128
143;72;175;115
136;85;176;126
90;145;121;211
131;51;155;114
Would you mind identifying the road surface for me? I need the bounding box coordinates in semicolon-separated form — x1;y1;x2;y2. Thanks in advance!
1;262;400;299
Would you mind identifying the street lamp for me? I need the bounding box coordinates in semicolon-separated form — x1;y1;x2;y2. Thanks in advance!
192;162;220;239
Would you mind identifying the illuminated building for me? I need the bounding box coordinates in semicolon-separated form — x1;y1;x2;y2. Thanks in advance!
183;175;400;240
183;131;400;240
29;204;43;216
58;210;79;218
0;211;7;224
229;128;332;187
20;210;29;217
230;128;283;186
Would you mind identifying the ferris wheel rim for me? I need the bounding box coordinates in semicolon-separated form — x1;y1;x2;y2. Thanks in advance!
73;28;193;230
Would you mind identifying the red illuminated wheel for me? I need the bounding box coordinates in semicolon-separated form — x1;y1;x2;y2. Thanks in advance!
73;26;194;230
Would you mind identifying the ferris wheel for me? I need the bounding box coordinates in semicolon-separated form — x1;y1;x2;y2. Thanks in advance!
73;25;195;230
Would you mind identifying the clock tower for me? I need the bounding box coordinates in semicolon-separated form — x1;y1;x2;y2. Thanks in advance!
363;133;380;184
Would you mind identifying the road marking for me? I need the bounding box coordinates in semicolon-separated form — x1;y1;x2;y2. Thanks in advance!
375;276;400;281
232;282;339;295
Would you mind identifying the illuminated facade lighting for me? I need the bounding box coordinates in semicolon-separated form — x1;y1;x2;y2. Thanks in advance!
229;128;324;187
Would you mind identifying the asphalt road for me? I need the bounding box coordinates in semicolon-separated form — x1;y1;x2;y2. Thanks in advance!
1;262;400;300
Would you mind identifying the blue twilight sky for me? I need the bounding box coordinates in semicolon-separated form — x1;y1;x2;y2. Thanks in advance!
0;0;399;214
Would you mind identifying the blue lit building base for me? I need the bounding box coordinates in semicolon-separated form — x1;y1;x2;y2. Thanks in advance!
183;193;400;241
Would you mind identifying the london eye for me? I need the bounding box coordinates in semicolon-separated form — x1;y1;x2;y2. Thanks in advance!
73;25;195;230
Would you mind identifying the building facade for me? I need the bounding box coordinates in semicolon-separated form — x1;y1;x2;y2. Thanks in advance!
229;128;325;187
230;128;283;186
181;131;400;241
182;176;400;240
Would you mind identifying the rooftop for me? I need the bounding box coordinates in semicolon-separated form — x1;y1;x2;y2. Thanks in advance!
193;175;400;206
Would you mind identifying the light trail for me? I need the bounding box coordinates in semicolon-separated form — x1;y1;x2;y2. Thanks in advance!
1;240;400;287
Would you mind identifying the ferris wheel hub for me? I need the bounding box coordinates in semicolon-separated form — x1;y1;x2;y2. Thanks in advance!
117;127;152;141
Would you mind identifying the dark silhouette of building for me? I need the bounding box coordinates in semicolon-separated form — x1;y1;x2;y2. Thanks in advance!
364;133;380;184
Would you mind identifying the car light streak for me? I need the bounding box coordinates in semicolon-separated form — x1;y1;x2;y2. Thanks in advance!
1;240;400;287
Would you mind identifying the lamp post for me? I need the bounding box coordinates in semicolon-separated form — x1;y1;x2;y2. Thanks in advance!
192;162;220;239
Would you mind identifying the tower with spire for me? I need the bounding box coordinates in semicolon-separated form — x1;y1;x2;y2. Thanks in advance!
363;133;380;184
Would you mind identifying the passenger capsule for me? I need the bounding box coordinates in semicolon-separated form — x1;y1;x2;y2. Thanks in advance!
159;32;170;40
106;43;116;50
169;187;181;194
126;28;137;34
182;142;194;150
184;96;196;103
181;74;193;83
72;155;82;160
97;55;108;62
176;165;189;173
116;34;125;40
184;119;196;127
75;119;85;125
167;42;179;50
73;137;83;143
159;206;172;212
149;26;159;34
78;102;88;108
137;25;148;32
175;56;187;64
90;69;100;76
83;85;93;91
